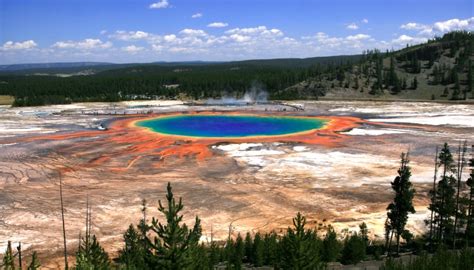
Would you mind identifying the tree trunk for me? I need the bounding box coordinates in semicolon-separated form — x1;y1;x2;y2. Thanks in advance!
387;230;394;257
429;147;439;244
59;171;69;270
438;159;448;243
396;232;401;256
17;242;22;269
466;145;474;246
453;141;467;249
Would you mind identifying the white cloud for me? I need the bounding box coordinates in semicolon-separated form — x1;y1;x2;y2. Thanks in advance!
400;22;427;30
400;17;474;37
163;34;177;42
179;28;208;36
151;44;163;52
149;0;169;9
191;13;202;19
391;34;427;46
346;34;370;41
346;23;359;30
302;32;389;54
433;17;474;32
303;32;343;47
111;30;150;41
1;40;37;50
362;19;369;24
100;30;107;35
226;26;283;37
230;34;251;43
11;17;472;63
52;39;112;50
207;22;229;28
122;45;144;54
137;25;295;60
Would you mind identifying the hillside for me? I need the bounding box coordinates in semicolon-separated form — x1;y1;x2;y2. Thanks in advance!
0;31;472;106
280;31;474;101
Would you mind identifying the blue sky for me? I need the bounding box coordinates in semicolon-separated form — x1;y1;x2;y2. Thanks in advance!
1;0;473;64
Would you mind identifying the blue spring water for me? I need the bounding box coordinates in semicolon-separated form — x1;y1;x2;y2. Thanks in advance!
136;114;327;138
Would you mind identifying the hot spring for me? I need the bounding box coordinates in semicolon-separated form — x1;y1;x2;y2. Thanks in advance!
136;114;328;138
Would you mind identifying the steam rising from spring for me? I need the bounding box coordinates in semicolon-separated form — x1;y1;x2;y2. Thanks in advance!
206;85;268;105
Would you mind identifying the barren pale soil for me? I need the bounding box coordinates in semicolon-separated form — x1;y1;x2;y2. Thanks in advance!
0;100;473;267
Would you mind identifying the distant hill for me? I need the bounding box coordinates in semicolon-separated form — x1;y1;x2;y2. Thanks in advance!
0;62;113;72
0;55;362;76
279;31;474;101
0;32;472;106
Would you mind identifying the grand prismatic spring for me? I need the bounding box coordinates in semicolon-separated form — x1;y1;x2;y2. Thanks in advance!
0;101;473;266
136;114;329;138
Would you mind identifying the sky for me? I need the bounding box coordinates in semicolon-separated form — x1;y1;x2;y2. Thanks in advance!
0;0;473;64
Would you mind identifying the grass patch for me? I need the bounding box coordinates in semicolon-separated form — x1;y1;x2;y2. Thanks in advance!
0;95;14;105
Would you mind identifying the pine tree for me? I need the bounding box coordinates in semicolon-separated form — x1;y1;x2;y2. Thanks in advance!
389;57;394;84
322;226;341;262
188;244;209;270
117;224;148;269
252;232;264;267
463;60;472;99
75;196;110;269
375;55;383;92
386;153;416;255
279;212;324;269
208;241;220;269
224;237;235;269
430;143;457;243
451;75;461;100
75;235;110;270
353;77;359;90
232;234;244;269
3;241;15;270
146;182;202;269
359;222;369;247
442;87;449;97
263;232;278;267
341;233;366;265
244;232;253;263
432;65;440;85
469;60;474;98
412;77;418;89
27;252;41;270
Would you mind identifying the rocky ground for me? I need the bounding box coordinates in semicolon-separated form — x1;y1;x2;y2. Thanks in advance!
0;100;473;267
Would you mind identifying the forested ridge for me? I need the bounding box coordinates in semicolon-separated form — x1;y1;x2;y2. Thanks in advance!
0;31;472;106
2;142;474;269
0;55;361;106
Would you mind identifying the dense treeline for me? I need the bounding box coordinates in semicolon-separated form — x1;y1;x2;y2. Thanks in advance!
0;56;361;106
2;142;474;269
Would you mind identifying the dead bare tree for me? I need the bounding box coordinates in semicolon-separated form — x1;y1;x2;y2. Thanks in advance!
429;146;439;245
453;140;467;249
17;242;22;269
465;145;474;247
59;170;69;269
